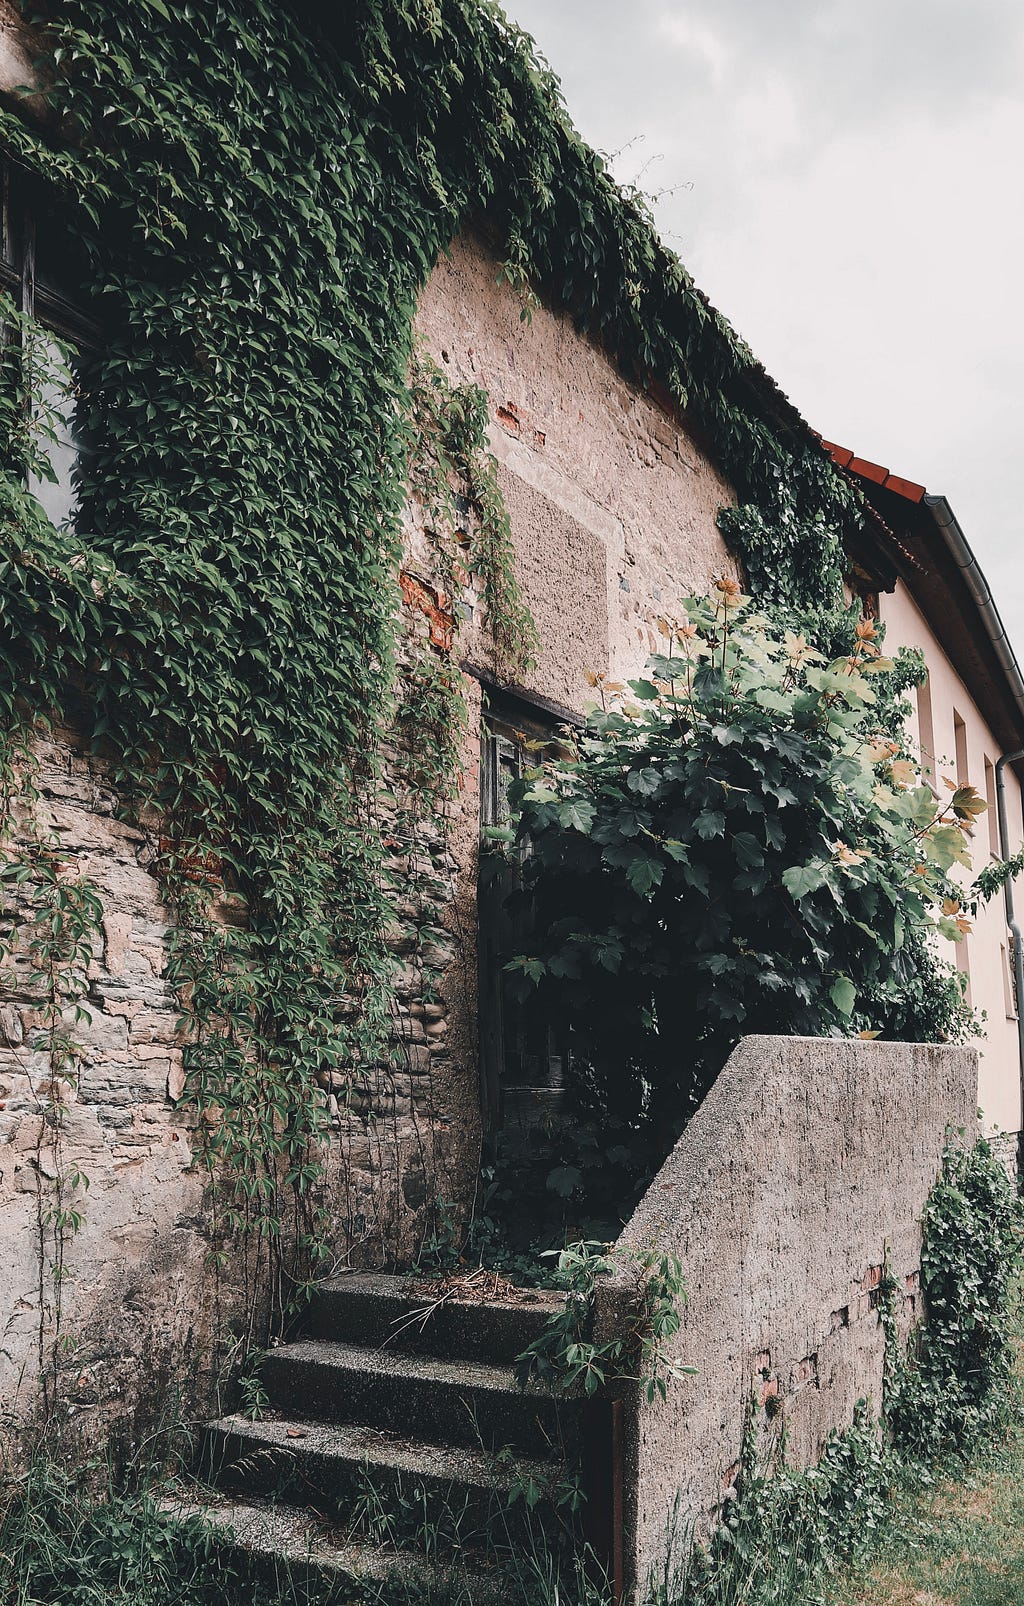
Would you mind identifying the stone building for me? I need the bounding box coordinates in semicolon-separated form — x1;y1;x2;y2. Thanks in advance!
0;5;1018;1571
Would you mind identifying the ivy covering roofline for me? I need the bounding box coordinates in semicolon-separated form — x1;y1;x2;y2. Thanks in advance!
309;0;865;607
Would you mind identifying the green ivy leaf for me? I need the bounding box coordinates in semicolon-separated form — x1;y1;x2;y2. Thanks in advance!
545;1165;583;1197
558;798;595;833
695;810;725;840
625;854;664;896
782;862;829;900
830;976;856;1016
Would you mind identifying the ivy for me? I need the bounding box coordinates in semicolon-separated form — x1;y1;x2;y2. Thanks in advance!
513;1240;693;1403
887;1136;1024;1462
508;586;979;1155
0;0;874;1344
406;348;538;679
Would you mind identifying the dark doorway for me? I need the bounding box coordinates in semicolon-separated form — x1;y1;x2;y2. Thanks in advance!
477;687;573;1142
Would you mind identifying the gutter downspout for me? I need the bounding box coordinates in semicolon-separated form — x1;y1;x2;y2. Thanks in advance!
995;750;1024;1170
925;497;1024;1163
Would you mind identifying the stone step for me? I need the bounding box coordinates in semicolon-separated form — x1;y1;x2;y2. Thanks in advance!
201;1411;569;1546
300;1271;563;1365
259;1339;580;1457
158;1488;513;1602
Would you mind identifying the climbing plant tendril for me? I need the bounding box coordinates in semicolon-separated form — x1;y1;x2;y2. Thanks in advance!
0;0;871;1339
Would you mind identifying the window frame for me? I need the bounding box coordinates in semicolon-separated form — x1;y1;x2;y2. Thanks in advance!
477;685;578;1138
2;155;98;345
1;153;99;530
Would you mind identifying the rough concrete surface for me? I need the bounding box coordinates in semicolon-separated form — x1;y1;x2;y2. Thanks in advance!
593;1035;979;1590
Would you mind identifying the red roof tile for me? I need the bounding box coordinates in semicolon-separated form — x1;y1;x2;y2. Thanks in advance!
847;455;889;486
819;439;853;470
881;473;926;504
821;439;927;503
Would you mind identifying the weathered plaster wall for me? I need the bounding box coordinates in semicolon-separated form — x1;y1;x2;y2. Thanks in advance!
0;726;225;1434
414;230;739;714
0;710;477;1435
594;1035;978;1591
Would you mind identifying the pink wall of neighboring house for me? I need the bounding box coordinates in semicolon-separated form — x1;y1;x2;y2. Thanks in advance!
880;580;1023;1142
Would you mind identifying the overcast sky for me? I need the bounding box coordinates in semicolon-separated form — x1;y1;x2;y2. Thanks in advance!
500;0;1024;651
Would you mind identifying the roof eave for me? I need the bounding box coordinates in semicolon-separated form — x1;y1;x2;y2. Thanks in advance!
924;493;1024;742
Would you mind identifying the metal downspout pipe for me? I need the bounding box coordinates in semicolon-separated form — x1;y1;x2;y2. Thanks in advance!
926;495;1024;1163
995;750;1024;1168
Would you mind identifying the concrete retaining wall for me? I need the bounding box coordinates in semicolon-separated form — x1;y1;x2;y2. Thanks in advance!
594;1034;978;1591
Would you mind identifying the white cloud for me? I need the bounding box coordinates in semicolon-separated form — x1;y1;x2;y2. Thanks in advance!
654;10;731;87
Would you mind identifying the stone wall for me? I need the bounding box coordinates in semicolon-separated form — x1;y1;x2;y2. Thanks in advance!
593;1035;979;1592
414;229;738;713
0;226;741;1438
0;702;478;1437
0;726;220;1437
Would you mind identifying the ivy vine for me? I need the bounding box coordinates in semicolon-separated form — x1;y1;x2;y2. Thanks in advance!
0;0;872;1355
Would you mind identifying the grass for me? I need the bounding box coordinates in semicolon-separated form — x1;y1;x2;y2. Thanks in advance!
834;1402;1024;1606
0;1433;603;1606
5;1400;1024;1606
0;1445;342;1606
6;1377;1024;1606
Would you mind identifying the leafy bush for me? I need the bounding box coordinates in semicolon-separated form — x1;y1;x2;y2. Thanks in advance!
887;1136;1024;1462
514;1241;692;1402
506;585;979;1142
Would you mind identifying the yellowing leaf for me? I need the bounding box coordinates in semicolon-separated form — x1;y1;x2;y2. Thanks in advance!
889;759;916;790
952;785;987;819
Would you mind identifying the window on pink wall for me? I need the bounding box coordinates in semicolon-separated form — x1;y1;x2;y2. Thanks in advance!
916;675;936;790
1002;944;1017;1020
955;934;972;1008
984;756;999;857
953;711;969;788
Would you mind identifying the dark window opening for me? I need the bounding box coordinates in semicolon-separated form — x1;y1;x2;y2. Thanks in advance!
953;709;969;788
916;671;936;791
984;755;999;858
1;155;97;529
478;689;573;1139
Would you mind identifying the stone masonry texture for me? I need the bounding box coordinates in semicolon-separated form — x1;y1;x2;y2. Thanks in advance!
0;225;739;1438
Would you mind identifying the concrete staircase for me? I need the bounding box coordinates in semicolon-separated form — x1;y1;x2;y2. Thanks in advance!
163;1272;607;1601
